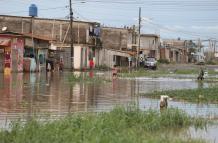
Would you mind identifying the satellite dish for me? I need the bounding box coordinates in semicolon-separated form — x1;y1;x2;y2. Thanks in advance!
2;27;7;31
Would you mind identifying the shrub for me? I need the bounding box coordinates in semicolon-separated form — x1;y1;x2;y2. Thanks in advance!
158;59;170;64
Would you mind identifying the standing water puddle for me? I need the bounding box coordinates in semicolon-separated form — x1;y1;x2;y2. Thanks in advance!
0;72;218;142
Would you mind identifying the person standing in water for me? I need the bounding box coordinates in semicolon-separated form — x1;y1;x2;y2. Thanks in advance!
197;67;204;80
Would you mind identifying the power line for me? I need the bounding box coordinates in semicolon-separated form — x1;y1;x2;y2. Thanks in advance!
145;21;217;39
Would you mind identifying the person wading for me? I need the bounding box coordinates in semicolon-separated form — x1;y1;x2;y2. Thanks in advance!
197;67;204;81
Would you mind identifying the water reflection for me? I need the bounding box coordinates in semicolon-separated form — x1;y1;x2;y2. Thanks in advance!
188;125;218;143
133;77;212;94
0;72;218;129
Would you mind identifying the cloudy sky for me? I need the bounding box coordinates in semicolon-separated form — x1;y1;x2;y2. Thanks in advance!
0;0;218;40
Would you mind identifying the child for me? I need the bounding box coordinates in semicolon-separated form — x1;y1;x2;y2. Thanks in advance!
89;59;94;70
112;65;118;77
59;58;64;72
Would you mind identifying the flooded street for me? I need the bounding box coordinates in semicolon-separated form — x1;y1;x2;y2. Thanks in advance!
0;72;218;142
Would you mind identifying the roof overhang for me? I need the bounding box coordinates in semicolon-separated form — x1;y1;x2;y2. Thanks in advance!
0;39;11;47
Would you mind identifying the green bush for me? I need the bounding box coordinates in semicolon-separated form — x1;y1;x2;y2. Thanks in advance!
158;59;170;64
95;64;110;70
206;60;217;65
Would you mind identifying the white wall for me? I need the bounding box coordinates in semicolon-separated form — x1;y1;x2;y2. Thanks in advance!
74;45;90;70
74;45;81;69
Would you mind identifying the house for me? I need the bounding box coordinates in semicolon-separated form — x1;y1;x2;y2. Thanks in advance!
160;39;189;63
23;33;52;72
99;27;136;68
0;15;101;70
139;34;160;60
0;33;24;74
0;31;52;72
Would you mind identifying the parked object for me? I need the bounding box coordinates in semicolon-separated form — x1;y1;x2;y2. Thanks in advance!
144;57;157;70
196;59;205;65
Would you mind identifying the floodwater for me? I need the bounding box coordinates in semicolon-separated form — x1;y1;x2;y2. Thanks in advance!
0;71;218;142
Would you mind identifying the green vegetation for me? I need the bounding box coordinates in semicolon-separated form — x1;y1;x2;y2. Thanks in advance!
158;59;170;64
173;69;198;75
68;73;111;84
0;107;207;143
119;68;199;78
94;64;110;71
206;60;217;65
141;87;218;103
208;69;218;75
119;68;169;78
119;67;218;78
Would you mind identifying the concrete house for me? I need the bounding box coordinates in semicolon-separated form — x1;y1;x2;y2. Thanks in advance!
0;31;52;73
0;15;101;70
139;34;160;60
99;27;136;68
160;39;188;63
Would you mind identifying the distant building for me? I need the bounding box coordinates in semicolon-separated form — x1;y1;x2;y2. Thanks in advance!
139;34;160;60
160;39;189;63
99;27;136;68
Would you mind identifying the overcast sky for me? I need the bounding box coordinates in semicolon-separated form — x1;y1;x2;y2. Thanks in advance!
0;0;218;41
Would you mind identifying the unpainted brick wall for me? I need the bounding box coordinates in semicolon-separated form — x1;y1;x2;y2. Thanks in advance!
0;15;94;44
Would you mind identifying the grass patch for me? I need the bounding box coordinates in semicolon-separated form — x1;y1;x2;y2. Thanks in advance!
141;87;218;103
0;107;207;143
119;68;218;78
68;73;111;84
119;68;169;78
94;65;110;71
173;69;198;74
119;68;199;78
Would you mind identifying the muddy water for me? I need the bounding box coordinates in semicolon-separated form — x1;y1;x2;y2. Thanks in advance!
0;72;218;142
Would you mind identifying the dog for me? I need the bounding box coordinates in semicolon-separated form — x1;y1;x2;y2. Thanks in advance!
160;95;169;109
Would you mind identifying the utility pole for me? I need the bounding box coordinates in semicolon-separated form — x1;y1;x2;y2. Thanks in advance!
69;0;74;70
137;7;141;68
